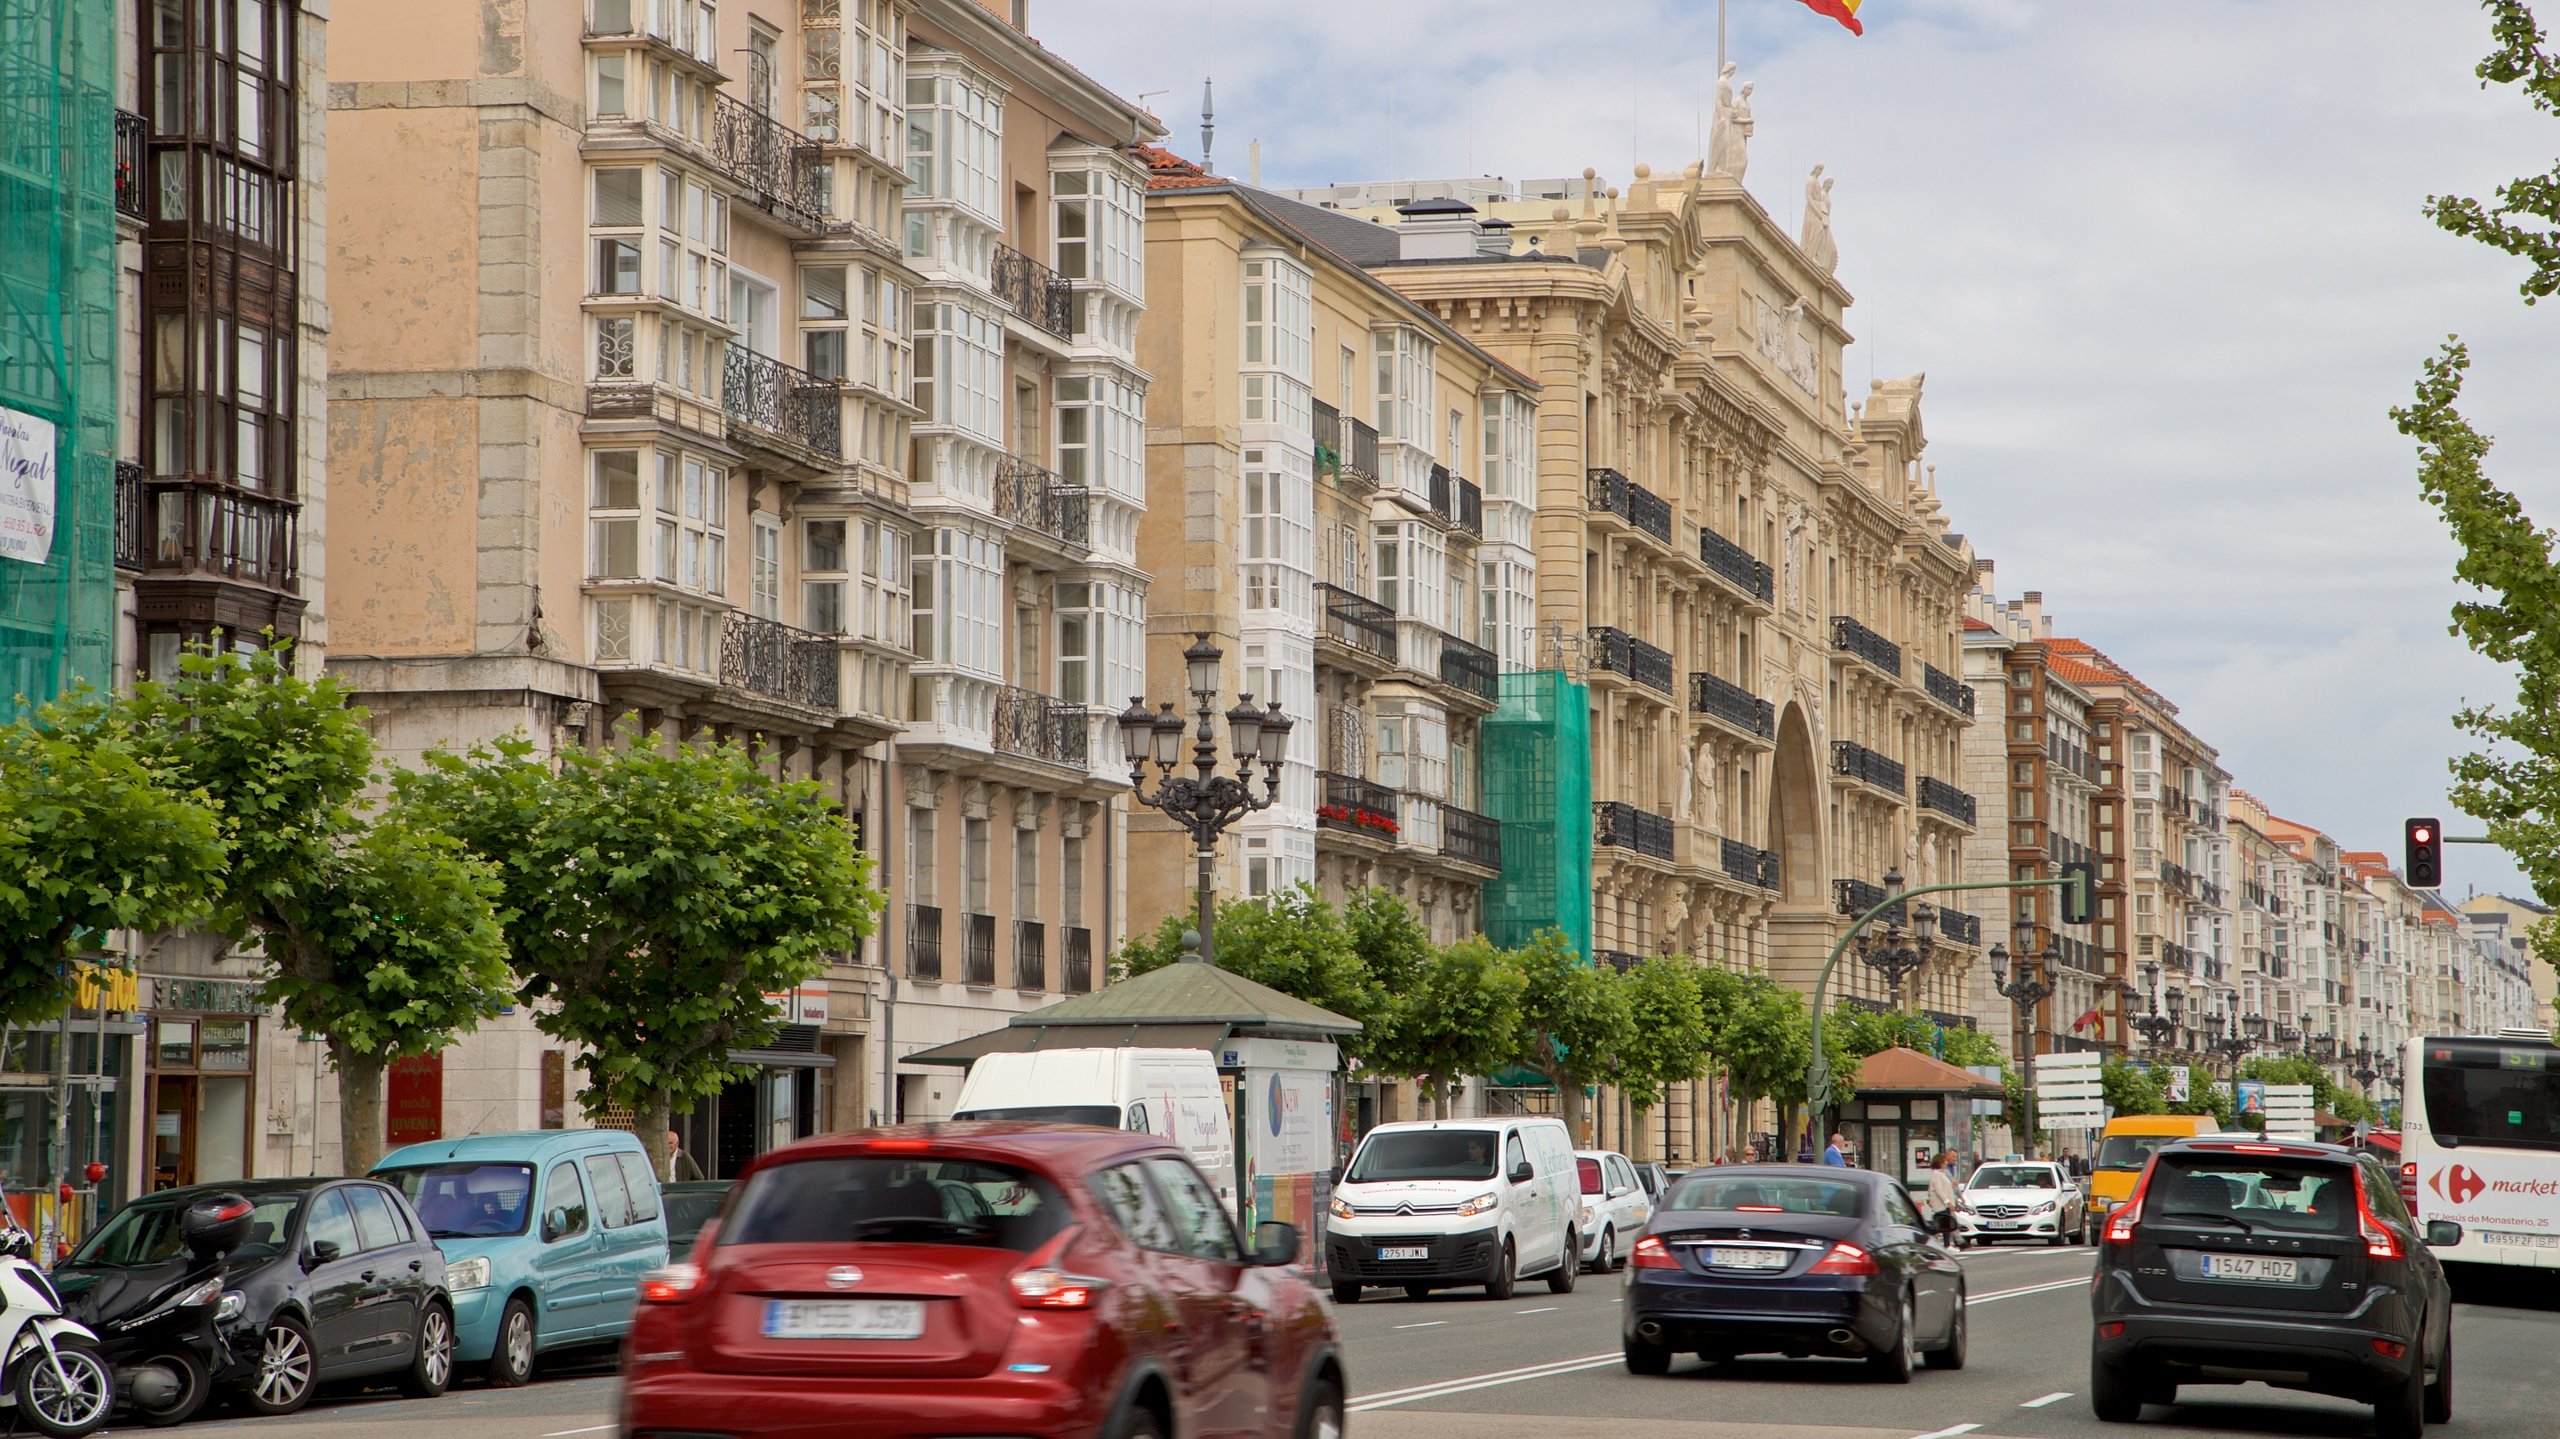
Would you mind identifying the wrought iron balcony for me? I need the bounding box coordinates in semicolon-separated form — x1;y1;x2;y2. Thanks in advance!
992;684;1089;769
1337;414;1380;490
719;611;841;711
723;343;842;460
1921;662;1976;717
1699;526;1775;605
1917;775;1977;825
1063;926;1095;992
114;461;146;570
1428;463;1453;523
1689;670;1775;739
1937;906;1983;947
115;110;145;221
1319;771;1400;840
1720;836;1780;889
993;454;1090;549
1440;803;1503;871
1316;582;1398;664
992;241;1075;339
1438;631;1500;703
1834;877;1907;927
1455;477;1483;538
138;480;300;589
1313;399;1341;477
2050;832;2097;868
963;912;997;985
1830;739;1906;795
909;904;944;980
2160;860;2197;897
1594;800;1674;860
2199;879;2225;908
710;92;830;233
1588;626;1674;695
1830;615;1903;678
1014;920;1046;990
1587;467;1674;545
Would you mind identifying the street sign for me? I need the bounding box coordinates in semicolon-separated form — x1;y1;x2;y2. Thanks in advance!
2164;1067;2191;1103
2032;1052;2104;1125
2263;1083;2315;1139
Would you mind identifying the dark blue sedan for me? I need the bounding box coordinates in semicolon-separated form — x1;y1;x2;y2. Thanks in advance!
1622;1164;1967;1381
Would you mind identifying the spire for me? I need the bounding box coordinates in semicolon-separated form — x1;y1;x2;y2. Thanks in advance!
1201;78;1215;176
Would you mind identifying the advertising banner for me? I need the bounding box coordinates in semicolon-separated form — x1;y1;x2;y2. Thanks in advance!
0;406;57;566
1241;1067;1334;1273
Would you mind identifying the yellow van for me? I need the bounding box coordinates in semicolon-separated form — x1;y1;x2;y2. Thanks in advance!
2082;1114;2225;1241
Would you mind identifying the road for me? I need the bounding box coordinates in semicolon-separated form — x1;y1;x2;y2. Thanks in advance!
210;1244;2560;1439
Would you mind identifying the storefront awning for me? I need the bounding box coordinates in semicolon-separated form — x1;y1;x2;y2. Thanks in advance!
905;1021;1235;1067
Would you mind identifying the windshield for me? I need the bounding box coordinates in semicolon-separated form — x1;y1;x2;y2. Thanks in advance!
2421;1040;2560;1153
1969;1165;2059;1190
1345;1130;1498;1184
1666;1174;1867;1217
72;1191;302;1266
952;1104;1120;1127
2097;1134;2176;1172
379;1163;536;1238
720;1157;1065;1249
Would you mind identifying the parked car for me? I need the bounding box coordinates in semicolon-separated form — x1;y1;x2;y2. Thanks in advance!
1633;1161;1676;1205
374;1129;668;1386
1324;1116;1582;1302
1573;1151;1654;1272
55;1178;451;1416
2090;1135;2457;1437
1622;1163;1967;1381
951;1048;1238;1215
661;1181;731;1256
619;1123;1343;1439
1953;1160;2084;1247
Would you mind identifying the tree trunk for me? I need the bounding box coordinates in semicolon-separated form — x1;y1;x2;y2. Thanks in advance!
334;1042;388;1174
1432;1082;1450;1121
637;1094;674;1183
1556;1079;1588;1145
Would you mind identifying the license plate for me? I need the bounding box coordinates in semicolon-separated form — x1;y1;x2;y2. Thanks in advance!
1987;1221;2021;1230
1378;1246;1429;1261
761;1299;926;1341
2198;1255;2299;1284
1705;1247;1789;1270
2478;1229;2560;1249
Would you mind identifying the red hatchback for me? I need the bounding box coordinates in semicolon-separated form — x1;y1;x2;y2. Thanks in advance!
620;1124;1345;1439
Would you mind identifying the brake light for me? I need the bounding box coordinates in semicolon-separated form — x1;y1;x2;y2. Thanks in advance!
2106;1158;2160;1243
2354;1168;2404;1261
2373;1338;2408;1359
866;1137;934;1153
2224;1144;2285;1154
640;1264;702;1304
2398;1162;2418;1209
1808;1241;1876;1275
1010;1267;1107;1309
1629;1236;1680;1270
1734;1205;1784;1213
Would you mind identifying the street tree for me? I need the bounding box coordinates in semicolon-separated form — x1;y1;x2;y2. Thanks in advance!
1116;886;1379;1050
1502;930;1634;1142
2101;1056;2166;1117
1699;969;1849;1151
1369;936;1526;1118
1612;960;1713;1115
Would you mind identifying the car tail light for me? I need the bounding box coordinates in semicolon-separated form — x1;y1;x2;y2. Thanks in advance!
2223;1144;2285;1154
2373;1338;2409;1359
866;1137;933;1153
2354;1168;2404;1261
641;1264;702;1304
1808;1242;1876;1275
2106;1158;2160;1244
2398;1162;2418;1209
1629;1236;1680;1270
1734;1205;1785;1213
1010;1266;1107;1309
2098;1321;2126;1339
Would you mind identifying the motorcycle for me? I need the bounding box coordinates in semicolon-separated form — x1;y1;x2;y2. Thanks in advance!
67;1192;251;1428
0;1223;114;1438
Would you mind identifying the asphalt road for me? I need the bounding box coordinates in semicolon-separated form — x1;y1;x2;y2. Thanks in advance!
190;1243;2560;1439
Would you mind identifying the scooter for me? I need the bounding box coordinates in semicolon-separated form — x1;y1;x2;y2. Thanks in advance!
0;1222;115;1438
70;1192;251;1428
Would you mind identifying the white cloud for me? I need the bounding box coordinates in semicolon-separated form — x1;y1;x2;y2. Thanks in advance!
1036;0;2560;896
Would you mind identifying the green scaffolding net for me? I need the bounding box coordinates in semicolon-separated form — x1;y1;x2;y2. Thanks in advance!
0;0;118;715
1481;670;1593;962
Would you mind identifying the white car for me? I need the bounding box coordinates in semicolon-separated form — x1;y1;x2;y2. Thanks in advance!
1573;1150;1653;1272
1953;1159;2084;1246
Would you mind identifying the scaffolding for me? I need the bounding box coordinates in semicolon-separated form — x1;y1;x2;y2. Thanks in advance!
0;0;118;715
1481;670;1593;962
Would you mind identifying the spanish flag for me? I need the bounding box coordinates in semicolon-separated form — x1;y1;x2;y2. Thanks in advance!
1796;0;1864;34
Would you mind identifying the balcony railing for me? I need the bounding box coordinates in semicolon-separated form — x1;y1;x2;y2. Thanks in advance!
1313;399;1342;478
992;241;1075;339
1441;803;1503;871
114;110;145;220
1834;877;1907;927
1699;526;1775;605
1917;775;1977;825
993;454;1090;548
2199;879;2225;908
1721;836;1780;889
114;461;146;570
1438;631;1500;702
1831;739;1907;795
992;684;1089;769
1338;414;1380;489
1594;800;1674;860
139;480;299;588
909;904;944;980
1428;463;1452;522
710;92;830;232
1587;467;1674;545
1014;920;1046;990
1937;906;1983;947
1921;662;1976;717
719;612;841;711
1830;615;1903;678
1589;626;1674;695
1063;926;1094;992
1319;771;1400;840
2050;833;2096;869
1455;477;1483;538
2160;860;2197;897
1316;582;1398;664
963;912;997;985
1690;670;1775;738
723;343;842;459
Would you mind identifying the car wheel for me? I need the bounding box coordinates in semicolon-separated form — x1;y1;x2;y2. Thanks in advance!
401;1301;456;1398
1108;1405;1170;1439
1484;1240;1517;1301
1403;1284;1432;1301
2090;1356;2144;1424
1867;1290;1916;1384
2424;1326;2453;1424
2048;1224;2067;1247
1330;1280;1361;1305
242;1316;316;1417
1547;1231;1579;1294
1924;1288;1968;1371
1623;1335;1673;1376
1587;1227;1613;1274
2375;1334;2427;1439
487;1297;538;1388
1294;1374;1344;1439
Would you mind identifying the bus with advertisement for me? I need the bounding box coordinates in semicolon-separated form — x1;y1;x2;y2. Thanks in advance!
2397;1030;2560;1272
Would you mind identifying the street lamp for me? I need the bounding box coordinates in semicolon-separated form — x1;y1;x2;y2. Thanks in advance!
1990;927;2058;1159
1855;871;1937;1008
2130;960;2183;1055
2349;1044;2382;1095
2203;1010;2256;1085
1116;633;1293;967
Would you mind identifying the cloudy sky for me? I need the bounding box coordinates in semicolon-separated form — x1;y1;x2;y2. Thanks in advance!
1037;0;2560;901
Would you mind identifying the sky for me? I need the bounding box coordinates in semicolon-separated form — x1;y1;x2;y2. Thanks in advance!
1033;0;2560;903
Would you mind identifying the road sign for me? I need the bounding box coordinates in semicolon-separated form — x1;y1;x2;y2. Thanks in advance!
2032;1052;2104;1125
2164;1067;2191;1103
2263;1083;2315;1139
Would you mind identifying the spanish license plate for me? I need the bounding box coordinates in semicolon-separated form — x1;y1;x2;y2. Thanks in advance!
1986;1221;2021;1230
2479;1229;2560;1249
1705;1247;1789;1270
2198;1254;2299;1284
1378;1246;1430;1261
761;1299;926;1341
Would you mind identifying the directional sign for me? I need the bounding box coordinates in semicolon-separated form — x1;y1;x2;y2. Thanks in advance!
2262;1083;2315;1139
2032;1052;2104;1126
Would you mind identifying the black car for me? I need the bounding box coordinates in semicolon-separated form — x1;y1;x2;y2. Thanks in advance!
57;1178;452;1416
1622;1164;1967;1381
660;1180;730;1254
2090;1136;2457;1437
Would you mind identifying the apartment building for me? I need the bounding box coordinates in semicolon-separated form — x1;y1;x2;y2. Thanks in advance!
2459;905;2541;1035
2228;799;2314;1048
2458;894;2555;1034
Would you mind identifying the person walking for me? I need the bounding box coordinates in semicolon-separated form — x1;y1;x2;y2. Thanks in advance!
1822;1132;1849;1167
1925;1150;1963;1243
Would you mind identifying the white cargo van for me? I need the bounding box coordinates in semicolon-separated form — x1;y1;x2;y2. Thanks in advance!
1324;1116;1581;1303
951;1048;1236;1205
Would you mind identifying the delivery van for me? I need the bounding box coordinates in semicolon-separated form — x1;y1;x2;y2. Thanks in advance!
1324;1116;1582;1303
952;1047;1236;1205
2083;1113;2226;1241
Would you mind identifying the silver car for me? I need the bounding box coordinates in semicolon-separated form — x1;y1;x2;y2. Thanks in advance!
1952;1159;2084;1246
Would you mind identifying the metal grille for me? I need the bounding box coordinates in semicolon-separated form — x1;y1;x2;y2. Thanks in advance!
722;342;842;458
719;611;840;710
710;92;830;232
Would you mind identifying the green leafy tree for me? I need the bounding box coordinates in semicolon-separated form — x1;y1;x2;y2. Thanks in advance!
0;689;227;1025
1368;937;1527;1117
1502;931;1634;1142
2102;1056;2166;1117
1343;889;1435;1006
1701;970;1851;1152
1611;960;1713;1115
1937;1025;2006;1070
402;732;881;1175
1116;886;1379;1048
1829;1006;1938;1060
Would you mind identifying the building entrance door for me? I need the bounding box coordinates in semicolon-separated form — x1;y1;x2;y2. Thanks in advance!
151;1077;197;1192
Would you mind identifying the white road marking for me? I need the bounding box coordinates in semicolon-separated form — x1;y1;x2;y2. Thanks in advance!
1350;1351;1620;1411
1393;1320;1447;1329
542;1428;616;1438
1911;1425;1983;1439
1970;1275;2092;1305
2022;1392;2075;1408
1514;1305;1559;1314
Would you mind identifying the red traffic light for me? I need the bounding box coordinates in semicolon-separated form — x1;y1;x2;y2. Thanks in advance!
2405;817;2444;887
2411;826;2433;844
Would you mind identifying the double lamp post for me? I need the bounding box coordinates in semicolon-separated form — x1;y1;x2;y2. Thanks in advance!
1117;634;1292;966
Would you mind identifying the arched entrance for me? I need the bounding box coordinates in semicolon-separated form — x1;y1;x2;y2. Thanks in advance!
1770;702;1825;909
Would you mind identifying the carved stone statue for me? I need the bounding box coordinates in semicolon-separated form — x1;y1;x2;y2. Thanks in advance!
1662;889;1694;953
1709;65;1754;180
1782;501;1812;613
1691;738;1718;824
1673;741;1695;824
1801;164;1837;271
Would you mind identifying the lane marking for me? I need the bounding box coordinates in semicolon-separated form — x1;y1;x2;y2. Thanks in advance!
2022;1392;2074;1408
542;1428;616;1438
1971;1275;2092;1304
1911;1426;1982;1439
1393;1320;1447;1330
1514;1305;1559;1314
1351;1351;1619;1410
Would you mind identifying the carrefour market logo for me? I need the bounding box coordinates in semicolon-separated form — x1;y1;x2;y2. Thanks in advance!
2430;1165;2486;1206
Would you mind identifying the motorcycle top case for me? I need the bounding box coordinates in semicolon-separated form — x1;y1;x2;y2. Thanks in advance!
179;1194;253;1257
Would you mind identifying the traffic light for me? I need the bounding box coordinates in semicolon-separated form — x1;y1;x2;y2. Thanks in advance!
2405;817;2443;887
2060;860;2097;925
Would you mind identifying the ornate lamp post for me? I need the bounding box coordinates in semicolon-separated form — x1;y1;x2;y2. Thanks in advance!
1116;633;1292;967
2203;1010;2258;1086
1990;926;2059;1158
1854;869;1937;1009
2349;1043;2381;1095
2130;960;2183;1056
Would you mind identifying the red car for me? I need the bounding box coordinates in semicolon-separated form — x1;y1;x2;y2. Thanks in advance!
620;1124;1345;1439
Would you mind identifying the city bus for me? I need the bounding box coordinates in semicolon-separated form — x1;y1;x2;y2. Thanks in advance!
2397;1030;2560;1272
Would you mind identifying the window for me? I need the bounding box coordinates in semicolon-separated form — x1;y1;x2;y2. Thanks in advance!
1094;1163;1180;1251
1240;256;1312;380
592;167;644;293
750;516;782;618
802;265;848;380
613;1152;662;1220
344;1186;408;1252
595;315;636;379
914;302;1002;444
1057;582;1093;703
595;52;628;116
903;69;1001;223
1014;828;1039;913
585;1154;637;1228
1054;163;1143;296
543;1162;589;1240
588;450;642;577
913;529;1001;674
908;806;938;905
1372;327;1436;442
1056;372;1144;500
963;816;990;914
303;1190;360;1256
804;519;848;633
1373;522;1449;625
1481;390;1534;503
651;452;728;595
1241;448;1312;614
1144;1158;1240;1261
856;517;911;646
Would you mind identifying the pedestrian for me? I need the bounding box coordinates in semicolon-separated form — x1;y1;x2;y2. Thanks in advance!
665;1128;705;1182
1822;1132;1848;1167
1925;1150;1962;1242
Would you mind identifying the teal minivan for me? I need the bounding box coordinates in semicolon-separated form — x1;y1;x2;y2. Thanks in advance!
374;1129;669;1385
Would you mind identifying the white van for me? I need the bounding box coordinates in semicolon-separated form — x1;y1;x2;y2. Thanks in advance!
951;1048;1236;1206
1324;1116;1581;1303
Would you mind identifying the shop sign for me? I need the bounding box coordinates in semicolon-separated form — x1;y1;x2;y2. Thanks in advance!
764;982;827;1026
0;405;57;566
142;975;264;1015
73;964;139;1013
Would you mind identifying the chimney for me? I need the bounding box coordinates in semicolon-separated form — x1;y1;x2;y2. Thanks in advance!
1475;215;1514;258
2020;590;2045;637
1396;196;1485;261
1248;138;1262;188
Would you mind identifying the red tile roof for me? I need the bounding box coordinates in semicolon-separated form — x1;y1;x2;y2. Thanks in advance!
1137;143;1224;191
1853;1046;2005;1097
1963;616;1995;632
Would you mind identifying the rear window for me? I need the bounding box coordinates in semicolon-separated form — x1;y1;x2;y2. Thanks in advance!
1970;1166;2059;1190
2097;1134;2174;1172
1666;1174;1866;1217
719;1157;1068;1250
2151;1154;2355;1236
1578;1158;1604;1195
1346;1130;1499;1183
953;1104;1121;1127
2421;1040;2560;1153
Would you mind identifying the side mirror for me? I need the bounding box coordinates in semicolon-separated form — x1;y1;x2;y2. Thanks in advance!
1328;1166;1345;1187
542;1209;572;1243
2424;1220;2463;1249
1250;1220;1300;1267
1509;1160;1535;1184
304;1239;341;1267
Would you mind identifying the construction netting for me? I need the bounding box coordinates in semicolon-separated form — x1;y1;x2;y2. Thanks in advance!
0;0;118;715
1481;670;1593;962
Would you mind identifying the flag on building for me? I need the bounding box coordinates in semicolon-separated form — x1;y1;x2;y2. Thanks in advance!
2072;1007;2102;1032
1796;0;1865;35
